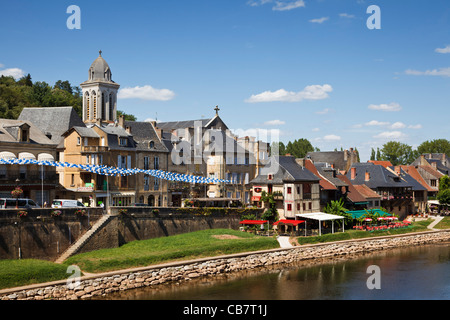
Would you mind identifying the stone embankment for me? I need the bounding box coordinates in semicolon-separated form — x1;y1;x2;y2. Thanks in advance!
2;230;450;300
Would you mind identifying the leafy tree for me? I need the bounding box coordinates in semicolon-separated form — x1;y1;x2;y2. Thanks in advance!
323;198;352;227
117;110;137;121
380;141;419;166
285;138;315;158
259;191;278;222
370;148;376;161
54;80;73;94
270;141;286;156
437;175;450;206
417;139;450;156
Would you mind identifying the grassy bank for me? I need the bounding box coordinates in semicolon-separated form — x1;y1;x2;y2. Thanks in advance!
0;259;71;290
64;229;280;273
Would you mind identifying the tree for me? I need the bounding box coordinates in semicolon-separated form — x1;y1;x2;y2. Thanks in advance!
324;198;352;227
380;141;418;166
437;175;450;206
417;139;450;156
285;138;315;158
370;148;376;161
117;110;137;121
54;80;73;94
270;141;286;156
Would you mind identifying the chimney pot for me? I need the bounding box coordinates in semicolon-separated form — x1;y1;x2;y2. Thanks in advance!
365;171;370;181
351;167;356;180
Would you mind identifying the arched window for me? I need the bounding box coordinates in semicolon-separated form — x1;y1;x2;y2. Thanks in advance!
109;93;114;120
85;91;90;120
102;93;106;120
92;91;97;120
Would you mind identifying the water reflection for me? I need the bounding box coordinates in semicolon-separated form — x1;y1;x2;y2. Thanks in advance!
94;242;450;300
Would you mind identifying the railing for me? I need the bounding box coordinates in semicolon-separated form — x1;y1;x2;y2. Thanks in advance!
82;146;108;152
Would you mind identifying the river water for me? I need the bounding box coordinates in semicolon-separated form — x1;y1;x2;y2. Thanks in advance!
98;242;450;300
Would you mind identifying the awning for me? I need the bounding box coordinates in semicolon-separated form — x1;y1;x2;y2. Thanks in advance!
239;220;268;225
0;151;16;160
274;219;306;226
251;196;261;201
38;153;55;162
296;212;344;221
18;152;36;160
347;209;392;219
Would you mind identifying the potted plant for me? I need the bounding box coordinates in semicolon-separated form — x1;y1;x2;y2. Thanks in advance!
17;210;28;218
11;186;23;208
75;209;86;217
51;210;62;217
118;208;128;215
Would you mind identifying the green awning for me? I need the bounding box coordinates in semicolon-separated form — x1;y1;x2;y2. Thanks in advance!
347;209;391;219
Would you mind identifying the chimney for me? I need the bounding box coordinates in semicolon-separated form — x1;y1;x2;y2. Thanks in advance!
395;166;401;175
365;171;370;181
118;115;124;128
351;167;356;180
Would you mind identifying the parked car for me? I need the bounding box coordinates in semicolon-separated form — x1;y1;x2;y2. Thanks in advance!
131;203;147;207
0;198;40;209
51;199;85;208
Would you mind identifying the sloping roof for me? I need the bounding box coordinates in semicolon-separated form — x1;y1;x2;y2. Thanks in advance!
368;160;393;168
157;119;212;131
71;126;100;138
303;159;337;190
346;163;413;189
398;165;436;193
388;166;427;192
353;184;382;199
18;107;85;146
0;119;54;145
418;165;443;179
336;174;369;204
124;120;169;153
250;156;319;184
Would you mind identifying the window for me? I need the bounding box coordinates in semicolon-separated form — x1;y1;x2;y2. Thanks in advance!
154;157;160;170
119;137;127;146
149;141;155;149
268;174;273;180
144;157;149;170
303;203;306;211
431;180;437;187
77;137;81;145
297;203;300;210
287;204;292;211
287;187;292;194
308;202;312;210
154;177;160;191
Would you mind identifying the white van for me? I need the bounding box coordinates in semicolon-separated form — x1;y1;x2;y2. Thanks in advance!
51;200;85;208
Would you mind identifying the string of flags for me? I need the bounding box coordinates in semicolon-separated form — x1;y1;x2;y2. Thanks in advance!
0;158;230;184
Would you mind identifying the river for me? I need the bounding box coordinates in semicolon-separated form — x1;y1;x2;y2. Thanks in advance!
96;242;450;300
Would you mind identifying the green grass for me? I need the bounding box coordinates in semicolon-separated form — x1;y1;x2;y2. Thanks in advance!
64;229;280;273
0;259;72;290
434;216;450;229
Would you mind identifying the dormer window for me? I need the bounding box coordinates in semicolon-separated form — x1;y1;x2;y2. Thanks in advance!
119;137;127;146
149;141;155;149
268;174;273;180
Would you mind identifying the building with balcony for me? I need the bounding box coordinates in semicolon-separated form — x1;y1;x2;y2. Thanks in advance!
250;156;320;220
0;119;58;205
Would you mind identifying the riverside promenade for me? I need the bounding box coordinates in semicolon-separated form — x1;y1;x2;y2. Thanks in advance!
1;228;449;300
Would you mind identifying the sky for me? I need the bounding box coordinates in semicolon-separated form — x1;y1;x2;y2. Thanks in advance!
0;0;449;161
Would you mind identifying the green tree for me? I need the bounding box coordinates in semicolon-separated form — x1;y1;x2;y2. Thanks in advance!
417;139;450;156
285;138;315;158
380;141;418;166
370;148;376;161
117;110;137;121
54;80;73;94
323;198;352;227
270;141;286;156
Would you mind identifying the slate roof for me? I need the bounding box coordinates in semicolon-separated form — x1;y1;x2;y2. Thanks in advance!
156;119;212;131
0;119;54;145
71;126;100;138
398;165;437;193
250;156;320;185
94;124;136;151
346;163;413;189
124;121;169;153
303;160;337;190
18;107;85;146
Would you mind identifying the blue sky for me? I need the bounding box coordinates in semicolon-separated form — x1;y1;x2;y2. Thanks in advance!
1;0;449;161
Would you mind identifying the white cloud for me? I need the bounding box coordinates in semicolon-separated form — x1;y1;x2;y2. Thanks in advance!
368;102;402;112
323;134;341;142
247;0;305;11
273;0;305;11
118;85;175;101
309;17;329;24
405;67;450;77
312;128;320;132
408;124;422;129
0;67;25;79
316;108;332;115
339;13;355;18
435;45;450;54
245;84;332;103
373;131;407;140
390;122;406;129
264;119;285;126
365;120;390;126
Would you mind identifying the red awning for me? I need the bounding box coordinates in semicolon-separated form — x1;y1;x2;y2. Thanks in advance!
251;196;261;202
239;220;268;225
273;219;305;226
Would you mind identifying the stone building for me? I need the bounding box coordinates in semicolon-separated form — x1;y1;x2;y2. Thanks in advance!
0;119;58;205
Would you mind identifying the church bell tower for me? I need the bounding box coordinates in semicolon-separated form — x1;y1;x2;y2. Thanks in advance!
80;51;120;124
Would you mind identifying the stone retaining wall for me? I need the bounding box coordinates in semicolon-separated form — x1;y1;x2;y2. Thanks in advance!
2;230;450;300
